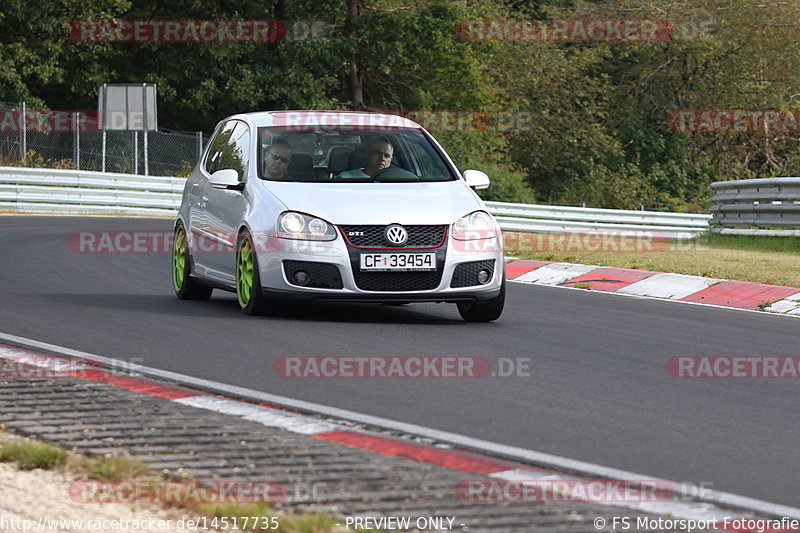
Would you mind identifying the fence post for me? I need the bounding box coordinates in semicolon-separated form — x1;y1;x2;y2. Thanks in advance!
101;83;107;173
142;83;149;175
197;131;202;162
76;112;81;170
134;131;139;174
20;102;26;163
72;112;78;169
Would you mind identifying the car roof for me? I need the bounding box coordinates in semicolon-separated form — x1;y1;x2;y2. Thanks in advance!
225;110;424;130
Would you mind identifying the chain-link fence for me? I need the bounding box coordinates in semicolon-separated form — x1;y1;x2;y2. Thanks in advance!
0;100;209;177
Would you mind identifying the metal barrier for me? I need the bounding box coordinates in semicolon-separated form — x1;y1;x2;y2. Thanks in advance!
486;201;709;239
0;166;712;238
0;166;182;217
709;178;800;235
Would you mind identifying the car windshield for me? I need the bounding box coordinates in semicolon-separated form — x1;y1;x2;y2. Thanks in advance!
257;127;458;183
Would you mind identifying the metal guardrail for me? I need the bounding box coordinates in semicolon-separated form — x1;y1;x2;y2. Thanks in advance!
485;201;709;239
709;177;800;235
0;166;182;217
0;166;711;237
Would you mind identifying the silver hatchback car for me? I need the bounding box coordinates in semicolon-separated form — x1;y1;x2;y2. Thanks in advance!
171;111;505;321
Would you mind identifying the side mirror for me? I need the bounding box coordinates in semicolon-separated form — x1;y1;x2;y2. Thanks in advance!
209;168;242;190
463;169;490;190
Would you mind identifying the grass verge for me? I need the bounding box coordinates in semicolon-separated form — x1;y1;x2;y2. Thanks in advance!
0;434;378;532
505;231;800;287
0;440;68;470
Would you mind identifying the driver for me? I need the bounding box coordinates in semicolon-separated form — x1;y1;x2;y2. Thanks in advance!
338;137;393;178
262;140;292;179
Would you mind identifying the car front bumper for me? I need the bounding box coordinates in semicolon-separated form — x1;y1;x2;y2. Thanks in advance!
257;233;504;303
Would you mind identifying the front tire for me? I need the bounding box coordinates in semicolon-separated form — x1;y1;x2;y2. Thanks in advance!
457;276;505;322
236;230;272;315
172;222;213;300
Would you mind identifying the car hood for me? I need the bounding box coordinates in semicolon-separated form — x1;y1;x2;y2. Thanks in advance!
262;180;485;225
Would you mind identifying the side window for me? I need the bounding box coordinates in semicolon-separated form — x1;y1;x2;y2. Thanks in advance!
227;122;251;182
204;121;236;175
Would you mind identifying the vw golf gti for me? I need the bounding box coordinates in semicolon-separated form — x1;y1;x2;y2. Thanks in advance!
171;111;505;321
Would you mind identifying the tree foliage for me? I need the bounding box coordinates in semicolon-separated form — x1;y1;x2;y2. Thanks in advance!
2;0;799;210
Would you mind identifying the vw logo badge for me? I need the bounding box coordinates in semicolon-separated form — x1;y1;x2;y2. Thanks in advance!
384;224;408;246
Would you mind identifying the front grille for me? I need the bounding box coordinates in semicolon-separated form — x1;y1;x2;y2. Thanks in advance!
450;260;495;288
283;260;343;289
340;225;446;248
352;270;443;292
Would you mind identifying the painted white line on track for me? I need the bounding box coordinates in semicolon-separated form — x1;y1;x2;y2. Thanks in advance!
175;396;343;435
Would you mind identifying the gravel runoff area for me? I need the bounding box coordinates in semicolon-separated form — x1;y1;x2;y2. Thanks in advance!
0;432;203;533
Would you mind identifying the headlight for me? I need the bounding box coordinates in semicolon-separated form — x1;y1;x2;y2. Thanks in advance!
451;211;497;240
277;212;337;241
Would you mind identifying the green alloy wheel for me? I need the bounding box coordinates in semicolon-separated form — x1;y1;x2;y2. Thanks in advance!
236;230;272;315
172;223;213;300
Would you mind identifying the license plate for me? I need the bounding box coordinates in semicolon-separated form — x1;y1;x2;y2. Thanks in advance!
360;252;436;271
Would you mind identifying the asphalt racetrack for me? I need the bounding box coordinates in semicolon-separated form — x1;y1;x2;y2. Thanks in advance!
1;216;798;507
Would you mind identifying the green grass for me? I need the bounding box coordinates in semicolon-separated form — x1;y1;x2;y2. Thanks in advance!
0;440;68;470
0;434;377;532
506;231;800;287
77;455;151;481
701;232;800;253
